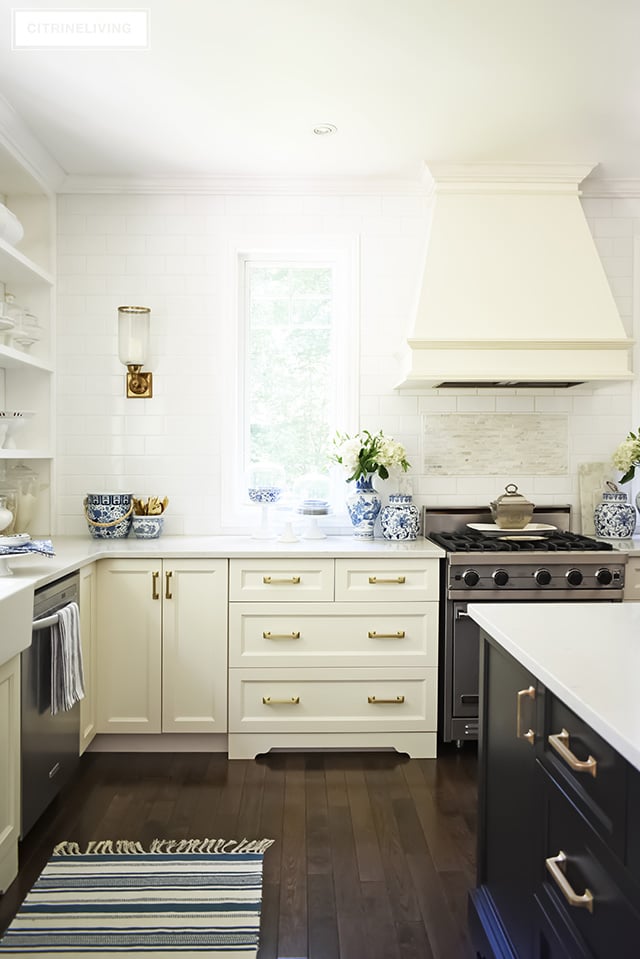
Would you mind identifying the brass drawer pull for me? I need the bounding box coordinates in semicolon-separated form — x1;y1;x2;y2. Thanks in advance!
516;686;536;745
262;575;301;585
165;570;173;600
368;576;406;584
545;851;594;914
548;728;598;778
367;630;406;639
152;570;160;600
262;631;300;640
262;696;300;705
367;695;405;704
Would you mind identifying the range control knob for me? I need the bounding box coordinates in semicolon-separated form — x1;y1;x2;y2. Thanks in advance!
566;568;583;587
492;569;509;587
595;567;613;586
462;569;480;587
534;568;552;586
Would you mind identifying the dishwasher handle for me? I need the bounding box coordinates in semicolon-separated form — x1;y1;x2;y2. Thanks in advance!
32;611;61;631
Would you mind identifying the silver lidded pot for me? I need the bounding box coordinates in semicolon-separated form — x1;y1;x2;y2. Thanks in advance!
490;483;535;529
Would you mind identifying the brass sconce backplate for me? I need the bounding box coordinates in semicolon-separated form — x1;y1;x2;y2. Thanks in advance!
126;365;153;398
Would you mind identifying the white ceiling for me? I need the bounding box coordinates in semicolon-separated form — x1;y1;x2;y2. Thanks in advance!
1;0;640;181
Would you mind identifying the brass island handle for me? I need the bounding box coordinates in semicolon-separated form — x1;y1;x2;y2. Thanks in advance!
152;571;160;600
165;570;173;600
368;576;406;585
545;851;594;914
367;695;405;704
516;686;536;745
263;631;301;640
548;728;598;778
263;575;301;585
367;630;406;639
262;696;300;705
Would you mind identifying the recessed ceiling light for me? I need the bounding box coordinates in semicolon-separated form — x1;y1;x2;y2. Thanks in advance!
313;124;337;136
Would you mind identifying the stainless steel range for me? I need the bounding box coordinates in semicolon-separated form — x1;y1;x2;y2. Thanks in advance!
424;506;626;745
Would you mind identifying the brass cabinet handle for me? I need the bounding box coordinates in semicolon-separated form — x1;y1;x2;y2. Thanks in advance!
545;851;594;914
262;696;300;705
368;576;406;584
367;630;406;639
548;728;598;778
367;695;405;704
262;631;300;640
152;571;160;600
262;575;301;585
165;570;173;600
516;686;536;745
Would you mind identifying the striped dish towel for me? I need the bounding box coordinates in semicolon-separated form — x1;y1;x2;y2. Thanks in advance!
51;601;85;715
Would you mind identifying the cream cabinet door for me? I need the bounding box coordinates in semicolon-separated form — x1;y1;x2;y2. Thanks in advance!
96;559;162;734
0;655;20;893
162;559;228;733
79;563;97;753
624;558;640;601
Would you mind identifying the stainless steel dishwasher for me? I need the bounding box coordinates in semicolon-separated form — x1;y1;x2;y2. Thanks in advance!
21;572;81;837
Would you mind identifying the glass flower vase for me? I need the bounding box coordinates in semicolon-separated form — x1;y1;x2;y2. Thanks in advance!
346;474;382;539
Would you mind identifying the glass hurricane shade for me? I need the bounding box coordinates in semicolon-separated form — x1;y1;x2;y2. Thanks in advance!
118;306;150;366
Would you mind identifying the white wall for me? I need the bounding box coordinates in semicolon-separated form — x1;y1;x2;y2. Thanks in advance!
55;189;635;536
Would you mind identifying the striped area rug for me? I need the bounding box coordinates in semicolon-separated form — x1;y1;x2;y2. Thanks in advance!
0;838;274;957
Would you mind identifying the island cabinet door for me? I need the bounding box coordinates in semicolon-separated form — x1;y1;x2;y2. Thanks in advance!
471;633;540;959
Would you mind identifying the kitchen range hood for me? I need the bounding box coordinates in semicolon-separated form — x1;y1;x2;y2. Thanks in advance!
396;163;634;389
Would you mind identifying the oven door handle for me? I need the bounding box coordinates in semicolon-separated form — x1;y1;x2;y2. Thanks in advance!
32;612;61;631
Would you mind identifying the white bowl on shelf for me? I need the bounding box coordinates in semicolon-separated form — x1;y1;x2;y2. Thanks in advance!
0;411;35;450
11;325;41;351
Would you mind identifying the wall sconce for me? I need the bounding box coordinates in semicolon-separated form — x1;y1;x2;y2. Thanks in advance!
118;305;152;398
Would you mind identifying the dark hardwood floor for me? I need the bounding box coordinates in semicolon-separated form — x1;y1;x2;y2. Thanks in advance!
0;746;478;958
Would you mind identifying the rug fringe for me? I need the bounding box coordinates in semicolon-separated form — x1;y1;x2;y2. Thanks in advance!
53;837;275;856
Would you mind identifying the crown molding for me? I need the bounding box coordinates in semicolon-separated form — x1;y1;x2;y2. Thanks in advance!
0;94;65;194
423;161;597;194
580;177;640;198
59;173;429;196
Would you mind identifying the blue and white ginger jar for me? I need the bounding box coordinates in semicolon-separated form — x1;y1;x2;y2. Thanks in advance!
346;474;382;539
593;490;636;539
380;494;420;541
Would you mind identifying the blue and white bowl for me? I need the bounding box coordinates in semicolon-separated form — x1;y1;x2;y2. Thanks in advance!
248;486;282;504
84;493;133;539
132;515;164;539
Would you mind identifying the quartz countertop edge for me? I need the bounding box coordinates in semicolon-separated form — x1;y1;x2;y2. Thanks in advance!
0;534;445;601
467;602;640;772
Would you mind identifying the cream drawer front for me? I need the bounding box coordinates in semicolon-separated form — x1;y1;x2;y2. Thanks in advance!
228;667;437;732
229;559;334;602
335;559;438;602
228;602;437;667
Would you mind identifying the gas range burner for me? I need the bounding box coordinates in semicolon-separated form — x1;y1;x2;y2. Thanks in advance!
429;530;615;553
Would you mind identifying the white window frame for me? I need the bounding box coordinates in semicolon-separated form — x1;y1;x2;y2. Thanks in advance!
219;235;359;532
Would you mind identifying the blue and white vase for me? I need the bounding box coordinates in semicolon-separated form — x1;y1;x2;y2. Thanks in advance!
380;494;420;541
594;490;636;539
346;474;382;539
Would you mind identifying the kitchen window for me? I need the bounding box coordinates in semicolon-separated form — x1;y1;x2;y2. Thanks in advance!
223;241;358;530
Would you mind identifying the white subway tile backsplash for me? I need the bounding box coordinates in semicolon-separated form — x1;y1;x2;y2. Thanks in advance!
106;234;147;254
55;188;638;534
592;218;633;237
125;215;166;235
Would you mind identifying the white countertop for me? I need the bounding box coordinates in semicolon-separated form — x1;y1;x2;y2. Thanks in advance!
467;602;640;771
0;534;445;664
0;533;444;594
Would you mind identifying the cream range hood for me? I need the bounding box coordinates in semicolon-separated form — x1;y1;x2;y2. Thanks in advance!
396;163;634;389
